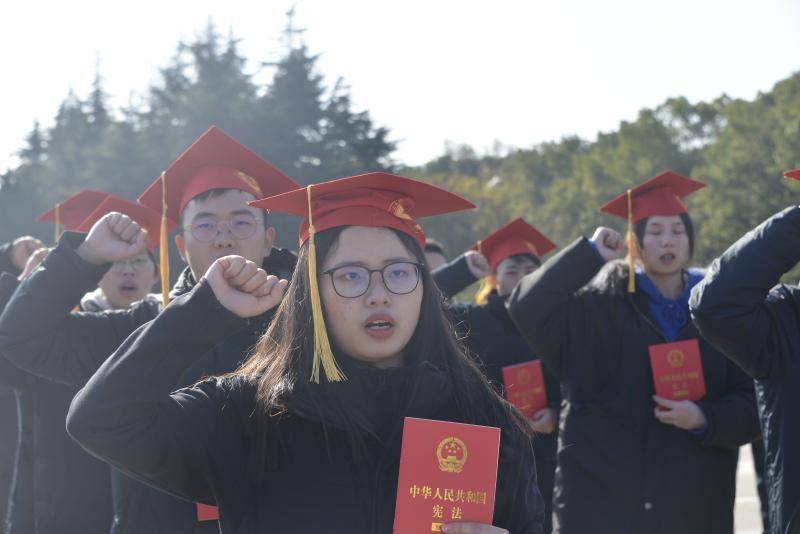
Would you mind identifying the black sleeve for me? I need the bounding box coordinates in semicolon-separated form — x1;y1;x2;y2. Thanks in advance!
507;237;605;381
494;428;544;534
690;206;800;379
0;232;149;387
0;272;35;389
432;254;477;300
0;242;20;276
695;361;760;449
67;280;248;504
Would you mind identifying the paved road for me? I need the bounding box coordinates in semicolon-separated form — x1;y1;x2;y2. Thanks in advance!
736;444;765;534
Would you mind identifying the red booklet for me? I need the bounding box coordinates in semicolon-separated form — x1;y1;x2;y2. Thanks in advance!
502;360;547;419
649;339;706;402
196;503;219;522
393;417;501;533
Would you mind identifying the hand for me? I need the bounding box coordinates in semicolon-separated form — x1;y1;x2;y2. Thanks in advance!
441;523;508;534
204;255;288;318
589;227;625;263
76;212;149;265
529;407;557;434
18;247;50;281
653;396;708;431
464;251;490;279
9;235;45;271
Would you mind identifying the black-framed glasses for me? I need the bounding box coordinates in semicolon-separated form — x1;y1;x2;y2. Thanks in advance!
322;262;423;298
185;213;258;243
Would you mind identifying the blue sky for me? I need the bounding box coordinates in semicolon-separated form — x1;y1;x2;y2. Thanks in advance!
2;0;799;172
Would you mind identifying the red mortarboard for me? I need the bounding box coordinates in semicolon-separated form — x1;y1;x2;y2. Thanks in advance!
599;170;706;293
474;218;557;272
137;126;299;306
37;189;110;240
250;172;475;384
76;195;175;251
250;172;476;248
784;169;800;180
137;125;300;224
600;171;706;223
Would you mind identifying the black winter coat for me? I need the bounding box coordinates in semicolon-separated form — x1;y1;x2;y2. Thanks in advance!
0;272;113;534
690;206;800;534
67;280;545;534
434;256;559;534
0;243;22;530
0;232;296;534
508;237;760;534
0;265;34;534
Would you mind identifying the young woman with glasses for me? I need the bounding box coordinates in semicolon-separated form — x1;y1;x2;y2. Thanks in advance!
67;173;545;534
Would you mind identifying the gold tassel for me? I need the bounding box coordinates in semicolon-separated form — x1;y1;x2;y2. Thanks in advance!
54;203;61;243
626;189;636;293
159;172;171;307
306;185;345;383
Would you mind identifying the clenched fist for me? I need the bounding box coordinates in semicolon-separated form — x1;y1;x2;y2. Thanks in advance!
204;256;288;318
464;251;490;280
589;227;626;263
18;247;50;281
77;212;148;265
9;235;45;272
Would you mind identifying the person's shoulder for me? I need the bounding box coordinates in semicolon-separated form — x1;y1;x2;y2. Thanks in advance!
183;374;259;413
578;259;629;299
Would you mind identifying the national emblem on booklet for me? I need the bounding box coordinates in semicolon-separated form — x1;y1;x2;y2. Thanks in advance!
649;339;706;403
501;360;547;419
393;417;500;533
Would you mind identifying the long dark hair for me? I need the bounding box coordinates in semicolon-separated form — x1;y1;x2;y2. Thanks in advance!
633;212;696;257
230;226;531;474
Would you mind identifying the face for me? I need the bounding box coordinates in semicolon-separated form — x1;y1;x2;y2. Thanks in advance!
424;250;447;272
175;190;275;280
638;215;691;277
98;252;159;309
494;255;539;297
320;226;424;369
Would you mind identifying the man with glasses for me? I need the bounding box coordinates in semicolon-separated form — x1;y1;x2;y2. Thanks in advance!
0;126;299;534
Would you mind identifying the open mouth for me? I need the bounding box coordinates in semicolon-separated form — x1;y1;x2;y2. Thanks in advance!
659;253;676;264
119;284;139;295
364;315;395;339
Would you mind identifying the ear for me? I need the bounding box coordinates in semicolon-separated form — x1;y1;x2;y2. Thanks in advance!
174;234;188;263
263;226;276;257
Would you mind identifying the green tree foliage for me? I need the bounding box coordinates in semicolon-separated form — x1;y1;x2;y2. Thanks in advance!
415;74;800;283
0;19;394;253
2;16;799;286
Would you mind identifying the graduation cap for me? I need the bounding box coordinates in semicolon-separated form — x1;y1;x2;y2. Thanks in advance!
784;168;800;180
474;218;557;273
250;172;476;383
137;126;300;305
36;189;110;242
600;170;706;293
76;195;174;251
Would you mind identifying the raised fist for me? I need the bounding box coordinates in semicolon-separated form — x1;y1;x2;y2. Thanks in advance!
77;212;148;265
9;235;45;272
204;255;288;318
18;247;50;281
590;227;626;263
464;250;490;279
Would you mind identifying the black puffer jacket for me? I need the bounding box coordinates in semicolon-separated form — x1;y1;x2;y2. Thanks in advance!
434;255;560;534
0;232;296;534
67;280;545;533
508;237;760;534
690;206;800;534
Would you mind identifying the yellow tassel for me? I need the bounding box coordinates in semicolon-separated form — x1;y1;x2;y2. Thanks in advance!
475;276;495;306
54;203;61;243
306;185;345;383
160;172;171;308
626;189;636;293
